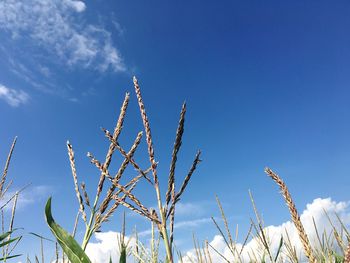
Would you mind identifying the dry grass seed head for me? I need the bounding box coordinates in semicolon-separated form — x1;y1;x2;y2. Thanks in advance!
98;131;143;215
344;243;350;263
80;182;90;208
113;131;143;183
0;137;17;197
265;167;316;263
166;102;186;205
96;92;130;198
174;151;201;204
133;76;158;185
67;141;87;223
248;190;274;262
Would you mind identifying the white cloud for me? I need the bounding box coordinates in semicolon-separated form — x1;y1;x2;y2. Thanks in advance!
63;0;86;13
182;198;350;263
0;0;125;72
0;84;29;107
86;231;135;263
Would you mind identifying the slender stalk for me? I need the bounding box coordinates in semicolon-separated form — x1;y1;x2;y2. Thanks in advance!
1;210;4;258
72;211;80;238
0;137;17;197
134;76;173;262
40;238;44;263
5;192;18;258
79;93;131;250
55;242;59;263
81;195;98;250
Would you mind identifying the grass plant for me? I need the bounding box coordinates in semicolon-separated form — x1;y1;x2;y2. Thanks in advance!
1;79;349;263
44;77;201;263
0;137;23;261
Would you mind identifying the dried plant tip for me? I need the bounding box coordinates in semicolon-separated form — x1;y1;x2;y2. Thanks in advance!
0;137;17;196
105;92;130;166
114;131;143;183
80;182;90;207
166;102;186;205
167;151;201;219
2;180;13;197
87;152;113;180
240;223;253;256
265;167;316;263
174;150;201;203
133;76;158;184
215;195;234;250
96;92;130;199
87;152;102;168
67;141;87;223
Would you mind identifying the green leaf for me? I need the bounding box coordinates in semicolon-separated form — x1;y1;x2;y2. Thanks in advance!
45;197;91;263
0;236;21;248
0;232;11;243
0;254;22;261
119;245;126;263
29;232;54;242
274;236;283;262
332;252;343;263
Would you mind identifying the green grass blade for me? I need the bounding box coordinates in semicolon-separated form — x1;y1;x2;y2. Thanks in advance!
45;197;91;263
119;245;126;263
28;232;54;242
0;232;11;242
274;236;283;262
0;254;22;261
0;236;21;248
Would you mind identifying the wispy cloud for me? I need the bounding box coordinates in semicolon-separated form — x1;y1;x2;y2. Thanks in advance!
174;217;212;229
0;84;29;107
0;0;125;73
62;0;86;13
1;185;52;211
175;202;207;217
183;197;350;262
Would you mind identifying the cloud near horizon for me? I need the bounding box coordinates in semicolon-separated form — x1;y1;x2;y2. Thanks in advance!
77;198;350;262
183;197;350;262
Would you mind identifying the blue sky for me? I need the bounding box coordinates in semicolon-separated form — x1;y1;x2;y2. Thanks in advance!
1;0;350;261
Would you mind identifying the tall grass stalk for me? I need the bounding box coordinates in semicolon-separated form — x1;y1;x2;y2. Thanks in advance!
265;167;316;263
